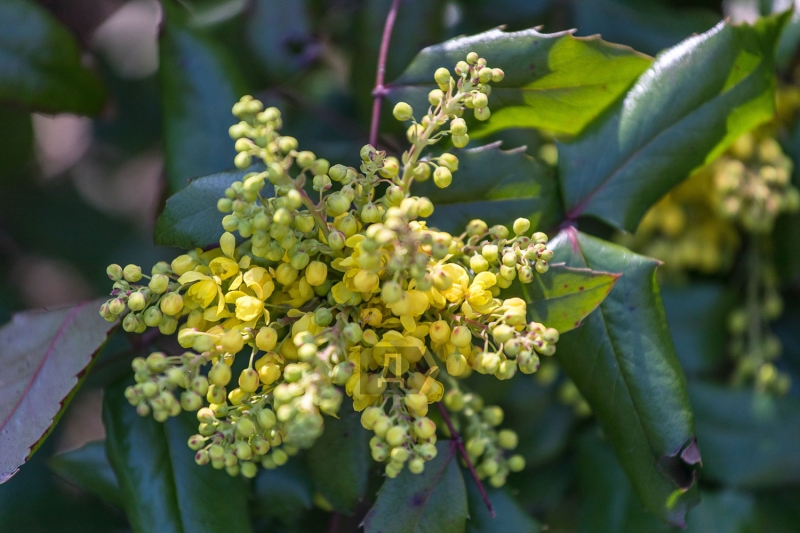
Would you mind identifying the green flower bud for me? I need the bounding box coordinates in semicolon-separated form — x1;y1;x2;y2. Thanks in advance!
466;52;479;65
381;281;403;304
314;307;332;327
310;158;330;176
479;68;492;84
122;313;140;332
181;391;203;411
439;153;459;172
413;197;432;219
491;68;505;83
393;102;414;121
234;152;252;169
327;230;346;251
450;118;467;136
313;174;332;191
455;61;470;76
470;254;489;273
428;89;444;106
508;455;525;472
343;322;363;344
535;260;549;274
474;107;491;121
278;136;298;153
472;92;488;109
160;293;184;316
106;264;123;281
513;218;531;236
434;67;451;85
209;362;232;387
108;298;125;316
149;274;170;294
159;315;178;335
326;193;350;216
296;151;316;168
444;389;465;411
123;264;142;282
483;406;504;426
236;417;256;438
433;167;452;188
452;134;469;148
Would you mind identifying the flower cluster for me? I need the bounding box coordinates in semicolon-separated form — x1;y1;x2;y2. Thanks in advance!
620;127;799;395
101;53;559;481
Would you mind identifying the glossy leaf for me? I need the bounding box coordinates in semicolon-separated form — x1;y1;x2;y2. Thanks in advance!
414;142;562;234
684;490;755;533
574;0;719;56
0;300;116;483
48;440;122;508
523;264;619;333
387;27;651;137
689;382;800;488
362;441;467;533
550;228;700;527
160;5;249;192
103;378;253;533
465;479;540;533
559;14;787;231
0;0;105;114
254;459;314;522
305;411;370;513
578;430;670;533
154;165;268;250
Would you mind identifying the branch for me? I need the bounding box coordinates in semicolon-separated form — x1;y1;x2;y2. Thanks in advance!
437;402;496;518
369;0;403;147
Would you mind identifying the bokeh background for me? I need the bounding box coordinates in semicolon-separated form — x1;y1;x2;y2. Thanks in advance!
2;0;800;532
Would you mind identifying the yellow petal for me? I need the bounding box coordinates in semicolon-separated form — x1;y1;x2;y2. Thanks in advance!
178;271;209;285
220;232;236;258
401;315;417;333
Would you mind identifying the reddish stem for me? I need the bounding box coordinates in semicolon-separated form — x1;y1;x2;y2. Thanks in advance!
328;511;340;533
437;402;496;518
369;0;403;147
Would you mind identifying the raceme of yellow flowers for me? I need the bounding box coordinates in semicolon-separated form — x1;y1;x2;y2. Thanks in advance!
100;53;559;487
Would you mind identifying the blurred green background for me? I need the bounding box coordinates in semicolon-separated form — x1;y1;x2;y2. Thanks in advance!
3;0;800;532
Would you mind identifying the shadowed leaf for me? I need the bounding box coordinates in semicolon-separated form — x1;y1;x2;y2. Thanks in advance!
0;0;105;114
550;228;700;526
559;14;788;231
103;377;253;533
0;300;116;483
363;441;467;533
414;142;562;234
49;440;122;507
154;165;268;250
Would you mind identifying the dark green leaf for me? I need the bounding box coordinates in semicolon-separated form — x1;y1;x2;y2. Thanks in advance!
662;283;735;376
48;440;122;508
414;143;562;235
688;381;800;488
246;0;314;78
0;0;105;114
559;14;787;232
160;5;249;192
305;410;370;513
465;478;540;533
103;378;253;533
0;106;32;185
574;0;719;56
254;459;314;522
0;300;116;483
550;228;700;527
523;264;619;334
362;441;467;533
154;165;268;250
387;27;652;137
578;430;670;533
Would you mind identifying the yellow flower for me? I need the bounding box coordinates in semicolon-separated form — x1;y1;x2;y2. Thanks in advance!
178;271;224;309
209;257;239;280
243;266;275;300
332;281;354;304
235;295;264;321
439;264;469;303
